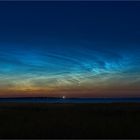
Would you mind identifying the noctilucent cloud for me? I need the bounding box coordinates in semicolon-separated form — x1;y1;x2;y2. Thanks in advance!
0;1;140;98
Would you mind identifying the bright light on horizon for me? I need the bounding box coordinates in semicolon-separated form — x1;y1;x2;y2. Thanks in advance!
62;96;66;99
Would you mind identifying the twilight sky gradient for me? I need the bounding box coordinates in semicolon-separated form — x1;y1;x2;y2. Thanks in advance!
0;1;140;98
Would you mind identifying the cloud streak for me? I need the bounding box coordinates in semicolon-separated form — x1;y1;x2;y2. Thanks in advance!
0;42;139;97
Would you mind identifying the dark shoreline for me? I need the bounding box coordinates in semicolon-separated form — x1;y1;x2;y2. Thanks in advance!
0;102;140;110
0;102;140;138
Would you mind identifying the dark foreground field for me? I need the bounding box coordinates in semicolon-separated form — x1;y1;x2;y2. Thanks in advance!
0;103;140;138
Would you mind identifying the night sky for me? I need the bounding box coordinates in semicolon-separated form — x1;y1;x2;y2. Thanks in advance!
0;1;139;98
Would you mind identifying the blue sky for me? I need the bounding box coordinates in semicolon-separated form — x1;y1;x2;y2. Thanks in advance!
0;1;139;97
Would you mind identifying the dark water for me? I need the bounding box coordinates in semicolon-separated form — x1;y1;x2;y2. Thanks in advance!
0;97;140;103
